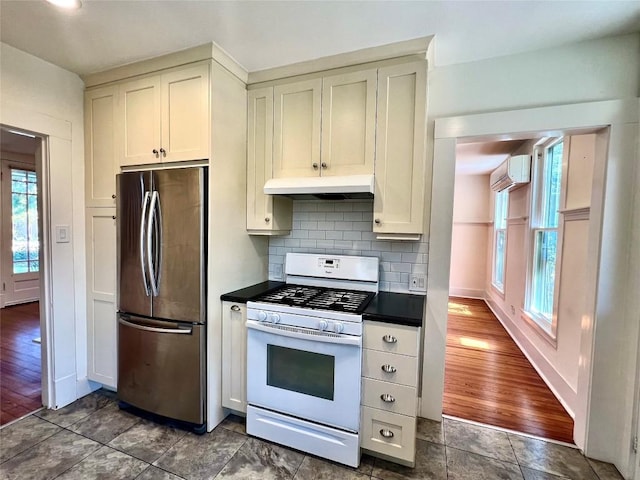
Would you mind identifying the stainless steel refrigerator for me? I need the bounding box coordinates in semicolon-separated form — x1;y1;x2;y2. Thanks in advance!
116;167;207;429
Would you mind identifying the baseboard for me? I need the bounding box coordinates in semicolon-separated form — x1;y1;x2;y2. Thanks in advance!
449;288;485;299
52;373;78;410
484;295;577;419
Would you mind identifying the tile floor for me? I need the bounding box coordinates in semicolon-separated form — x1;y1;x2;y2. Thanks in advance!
0;390;624;480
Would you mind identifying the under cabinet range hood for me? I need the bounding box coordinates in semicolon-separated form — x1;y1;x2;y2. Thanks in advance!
264;174;375;200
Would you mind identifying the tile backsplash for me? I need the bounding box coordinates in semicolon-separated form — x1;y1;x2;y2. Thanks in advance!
268;200;428;294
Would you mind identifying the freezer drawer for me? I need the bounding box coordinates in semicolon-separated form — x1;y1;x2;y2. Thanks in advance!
117;315;205;425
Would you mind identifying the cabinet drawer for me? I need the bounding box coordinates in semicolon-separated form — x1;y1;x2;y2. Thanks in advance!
364;321;419;357
363;349;419;387
361;406;416;465
362;378;417;417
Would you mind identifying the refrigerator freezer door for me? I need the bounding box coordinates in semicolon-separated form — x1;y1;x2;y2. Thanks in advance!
117;172;153;317
118;314;205;424
151;168;206;323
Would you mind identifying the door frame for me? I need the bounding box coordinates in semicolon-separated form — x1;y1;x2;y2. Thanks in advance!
422;98;639;476
1;100;88;411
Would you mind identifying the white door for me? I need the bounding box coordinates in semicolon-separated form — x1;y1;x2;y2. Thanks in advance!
1;160;41;306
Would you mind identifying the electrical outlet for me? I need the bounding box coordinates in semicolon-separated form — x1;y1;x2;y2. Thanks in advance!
272;264;283;280
409;274;427;292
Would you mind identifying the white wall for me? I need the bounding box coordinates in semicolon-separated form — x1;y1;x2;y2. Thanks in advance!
423;33;640;477
449;174;490;298
0;43;89;407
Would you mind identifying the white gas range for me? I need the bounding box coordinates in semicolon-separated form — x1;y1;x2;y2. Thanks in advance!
246;253;379;467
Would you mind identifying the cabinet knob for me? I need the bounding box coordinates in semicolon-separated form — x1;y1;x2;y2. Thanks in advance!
264;217;270;223
379;429;394;439
112;216;116;220
382;334;397;344
380;393;396;403
152;149;159;157
230;304;241;312
112;194;116;199
159;148;166;157
381;364;397;373
374;218;381;225
312;163;319;170
321;162;328;169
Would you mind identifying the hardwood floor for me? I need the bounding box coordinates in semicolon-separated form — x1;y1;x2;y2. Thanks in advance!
444;297;574;444
1;302;42;425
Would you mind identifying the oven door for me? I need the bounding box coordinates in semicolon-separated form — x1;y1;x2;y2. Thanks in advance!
246;319;362;432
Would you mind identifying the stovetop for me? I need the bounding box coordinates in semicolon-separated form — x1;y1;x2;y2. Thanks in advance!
253;284;376;314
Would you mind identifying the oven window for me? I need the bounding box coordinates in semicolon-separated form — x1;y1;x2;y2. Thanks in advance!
267;345;335;400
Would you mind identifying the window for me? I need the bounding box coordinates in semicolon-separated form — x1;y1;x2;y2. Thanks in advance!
526;139;563;334
11;168;39;274
492;189;508;292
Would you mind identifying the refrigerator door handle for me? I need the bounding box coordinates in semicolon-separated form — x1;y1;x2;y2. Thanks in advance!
147;190;161;297
118;317;193;335
139;191;151;296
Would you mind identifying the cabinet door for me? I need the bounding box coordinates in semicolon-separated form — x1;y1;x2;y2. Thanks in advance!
222;301;247;412
86;208;117;388
85;86;118;207
321;69;377;176
373;61;427;237
161;63;210;162
247;87;292;234
273;79;322;178
119;76;162;166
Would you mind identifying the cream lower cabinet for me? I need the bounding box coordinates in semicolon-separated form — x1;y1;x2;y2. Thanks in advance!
85;86;119;207
118;62;210;166
221;301;247;412
247;87;292;234
361;321;421;467
373;61;428;240
86;208;118;388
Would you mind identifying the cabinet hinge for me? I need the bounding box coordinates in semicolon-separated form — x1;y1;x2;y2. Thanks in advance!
633;436;638;454
2;282;5;292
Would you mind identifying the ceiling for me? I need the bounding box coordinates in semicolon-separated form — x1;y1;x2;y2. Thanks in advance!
1;1;638;171
1;1;639;76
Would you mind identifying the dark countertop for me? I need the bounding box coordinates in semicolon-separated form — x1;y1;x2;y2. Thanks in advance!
220;282;425;328
220;281;285;303
363;291;425;328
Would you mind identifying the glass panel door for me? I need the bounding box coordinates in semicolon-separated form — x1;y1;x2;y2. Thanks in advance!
11;168;39;274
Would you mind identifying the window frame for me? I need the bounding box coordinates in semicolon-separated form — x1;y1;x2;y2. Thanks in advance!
9;166;40;275
491;189;508;294
523;137;566;343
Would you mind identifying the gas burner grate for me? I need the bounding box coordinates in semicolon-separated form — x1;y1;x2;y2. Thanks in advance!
257;286;321;306
254;285;375;314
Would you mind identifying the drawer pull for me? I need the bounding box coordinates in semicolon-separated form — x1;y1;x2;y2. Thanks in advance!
380;393;395;403
382;334;397;344
230;304;241;312
379;429;394;439
381;364;397;373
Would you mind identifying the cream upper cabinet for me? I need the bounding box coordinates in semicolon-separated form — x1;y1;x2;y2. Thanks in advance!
273;79;322;178
247;87;292;234
373;61;427;239
119;63;210;166
85;86;119;207
321;69;377;176
86;208;118;388
272;71;376;179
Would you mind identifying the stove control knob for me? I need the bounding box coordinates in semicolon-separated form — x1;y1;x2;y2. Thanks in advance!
257;311;268;322
333;322;344;334
319;320;329;331
269;313;280;324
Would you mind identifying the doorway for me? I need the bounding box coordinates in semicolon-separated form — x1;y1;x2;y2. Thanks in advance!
0;127;45;424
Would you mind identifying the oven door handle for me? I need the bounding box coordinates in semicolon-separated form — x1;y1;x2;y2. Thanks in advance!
246;320;361;347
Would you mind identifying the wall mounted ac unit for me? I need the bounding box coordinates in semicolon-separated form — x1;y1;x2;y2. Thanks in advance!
490;154;531;192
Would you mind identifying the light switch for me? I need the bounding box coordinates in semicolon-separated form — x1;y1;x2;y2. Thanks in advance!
55;225;71;243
